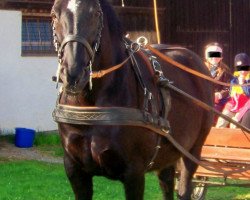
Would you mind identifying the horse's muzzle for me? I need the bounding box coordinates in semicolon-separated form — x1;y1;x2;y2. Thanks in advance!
62;68;90;95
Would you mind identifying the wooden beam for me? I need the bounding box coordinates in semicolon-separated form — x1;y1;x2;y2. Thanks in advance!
114;6;166;15
5;0;52;4
0;0;6;8
22;12;51;17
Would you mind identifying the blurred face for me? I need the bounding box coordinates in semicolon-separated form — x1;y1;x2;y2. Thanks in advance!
205;45;223;66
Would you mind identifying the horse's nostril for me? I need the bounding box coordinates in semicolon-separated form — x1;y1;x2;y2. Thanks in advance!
66;72;82;86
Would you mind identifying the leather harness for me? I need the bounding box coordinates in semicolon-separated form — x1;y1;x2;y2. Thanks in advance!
53;43;173;169
52;43;250;174
53;43;172;137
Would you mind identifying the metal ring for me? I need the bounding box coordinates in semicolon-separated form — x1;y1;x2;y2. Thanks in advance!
130;42;140;52
136;36;148;47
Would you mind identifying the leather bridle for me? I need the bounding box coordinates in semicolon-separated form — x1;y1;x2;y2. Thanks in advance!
51;0;103;68
58;35;95;65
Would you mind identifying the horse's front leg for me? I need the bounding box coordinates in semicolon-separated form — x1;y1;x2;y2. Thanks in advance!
177;157;197;200
123;171;145;200
64;153;93;200
157;166;175;200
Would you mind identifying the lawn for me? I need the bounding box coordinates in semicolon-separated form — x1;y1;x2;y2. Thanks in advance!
0;133;249;200
0;160;249;200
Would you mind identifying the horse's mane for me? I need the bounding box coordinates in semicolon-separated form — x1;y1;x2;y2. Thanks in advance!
100;0;125;38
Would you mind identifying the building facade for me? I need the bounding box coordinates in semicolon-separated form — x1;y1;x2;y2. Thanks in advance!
0;0;250;132
0;9;58;133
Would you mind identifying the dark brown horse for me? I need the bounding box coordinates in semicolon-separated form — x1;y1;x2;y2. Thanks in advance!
51;0;213;199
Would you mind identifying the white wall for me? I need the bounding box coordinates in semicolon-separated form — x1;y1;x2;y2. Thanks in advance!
0;10;58;133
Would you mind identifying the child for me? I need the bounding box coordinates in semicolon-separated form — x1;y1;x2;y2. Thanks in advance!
204;43;233;123
216;53;250;128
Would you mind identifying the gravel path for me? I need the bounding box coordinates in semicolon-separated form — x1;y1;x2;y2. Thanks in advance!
0;141;63;164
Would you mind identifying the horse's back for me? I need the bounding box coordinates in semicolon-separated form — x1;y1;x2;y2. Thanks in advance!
158;44;213;105
155;45;214;148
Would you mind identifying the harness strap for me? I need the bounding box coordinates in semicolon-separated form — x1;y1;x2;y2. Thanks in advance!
143;55;250;175
53;104;170;135
52;102;250;176
159;128;250;177
91;41;140;79
146;44;250;87
130;52;147;90
91;56;131;78
59;35;95;63
161;81;250;134
53;45;250;176
133;51;160;119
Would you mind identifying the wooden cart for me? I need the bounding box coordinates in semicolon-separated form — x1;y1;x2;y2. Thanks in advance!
191;127;250;200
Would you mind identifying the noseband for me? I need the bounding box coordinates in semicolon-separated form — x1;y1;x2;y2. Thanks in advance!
58;35;95;64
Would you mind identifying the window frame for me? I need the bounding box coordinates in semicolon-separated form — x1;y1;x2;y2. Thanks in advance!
21;15;56;57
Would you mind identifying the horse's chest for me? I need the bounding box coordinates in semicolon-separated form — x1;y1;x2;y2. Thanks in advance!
62;133;92;164
63;133;111;167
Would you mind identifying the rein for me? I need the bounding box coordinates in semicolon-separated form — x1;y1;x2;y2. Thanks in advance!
91;42;140;79
91;56;131;78
145;44;250;87
90;41;250;87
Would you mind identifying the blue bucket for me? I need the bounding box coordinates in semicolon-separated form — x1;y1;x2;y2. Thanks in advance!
15;128;35;148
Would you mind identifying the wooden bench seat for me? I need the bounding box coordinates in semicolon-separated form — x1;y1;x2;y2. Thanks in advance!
195;127;250;180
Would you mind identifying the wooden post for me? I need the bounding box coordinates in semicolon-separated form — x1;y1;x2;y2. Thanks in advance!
153;0;161;44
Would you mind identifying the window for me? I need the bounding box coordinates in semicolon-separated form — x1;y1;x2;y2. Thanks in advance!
22;17;56;56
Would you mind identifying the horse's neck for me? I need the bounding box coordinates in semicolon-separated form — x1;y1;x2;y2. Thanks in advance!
59;43;137;107
93;42;139;106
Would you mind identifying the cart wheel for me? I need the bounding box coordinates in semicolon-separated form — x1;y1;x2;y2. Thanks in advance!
191;176;208;200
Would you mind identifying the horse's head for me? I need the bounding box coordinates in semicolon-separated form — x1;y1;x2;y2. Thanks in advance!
52;0;103;94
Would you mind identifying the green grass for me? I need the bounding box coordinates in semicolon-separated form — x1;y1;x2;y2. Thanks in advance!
34;131;61;146
0;161;73;200
0;133;249;199
33;132;64;157
0;160;249;200
207;187;250;200
0;134;15;143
